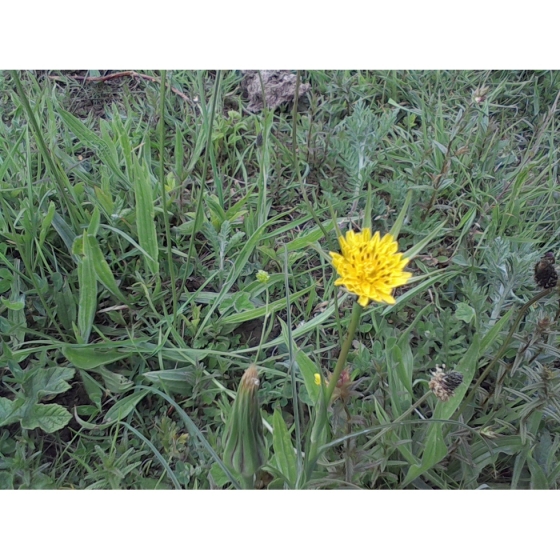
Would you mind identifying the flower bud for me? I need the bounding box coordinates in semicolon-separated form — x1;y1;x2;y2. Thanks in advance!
256;270;270;284
473;86;489;103
222;365;267;479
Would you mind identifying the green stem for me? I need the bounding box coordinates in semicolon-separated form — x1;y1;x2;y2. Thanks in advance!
255;286;269;363
307;300;363;471
325;301;363;403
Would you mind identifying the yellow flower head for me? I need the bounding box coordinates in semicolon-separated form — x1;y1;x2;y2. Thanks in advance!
314;373;322;386
330;228;412;307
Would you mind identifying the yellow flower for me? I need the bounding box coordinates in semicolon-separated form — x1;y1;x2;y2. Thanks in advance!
330;228;412;306
314;373;321;386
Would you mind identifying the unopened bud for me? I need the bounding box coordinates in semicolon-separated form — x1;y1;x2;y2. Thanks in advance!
256;270;270;284
222;365;267;479
473;86;489;103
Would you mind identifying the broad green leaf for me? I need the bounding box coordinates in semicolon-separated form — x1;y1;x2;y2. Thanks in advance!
77;252;97;343
272;409;298;487
94;184;114;216
386;338;409;416
72;234;84;256
97;367;134;394
80;370;103;410
0;396;23;427
392;337;413;403
142;368;196;393
133;156;159;275
62;345;128;369
0;268;13;293
455;302;476;324
27;367;75;399
21;403;72;433
104;389;150;423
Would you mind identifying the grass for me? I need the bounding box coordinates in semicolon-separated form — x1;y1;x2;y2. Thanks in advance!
1;69;560;489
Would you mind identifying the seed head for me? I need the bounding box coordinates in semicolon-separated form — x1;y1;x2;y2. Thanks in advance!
537;316;552;334
429;364;463;402
534;252;558;289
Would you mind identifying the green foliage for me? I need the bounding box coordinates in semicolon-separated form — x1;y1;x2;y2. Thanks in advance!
0;361;74;433
2;70;560;488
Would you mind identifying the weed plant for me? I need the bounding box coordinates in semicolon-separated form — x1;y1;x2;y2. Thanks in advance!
1;70;560;488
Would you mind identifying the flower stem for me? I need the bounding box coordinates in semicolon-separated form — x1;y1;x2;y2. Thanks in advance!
255;286;269;363
307;300;363;473
325;301;363;403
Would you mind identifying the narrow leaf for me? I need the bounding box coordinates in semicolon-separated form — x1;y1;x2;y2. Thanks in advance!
77;253;97;343
272;409;298;487
85;235;126;302
62;345;128;369
133;156;159;275
104;389;150;423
